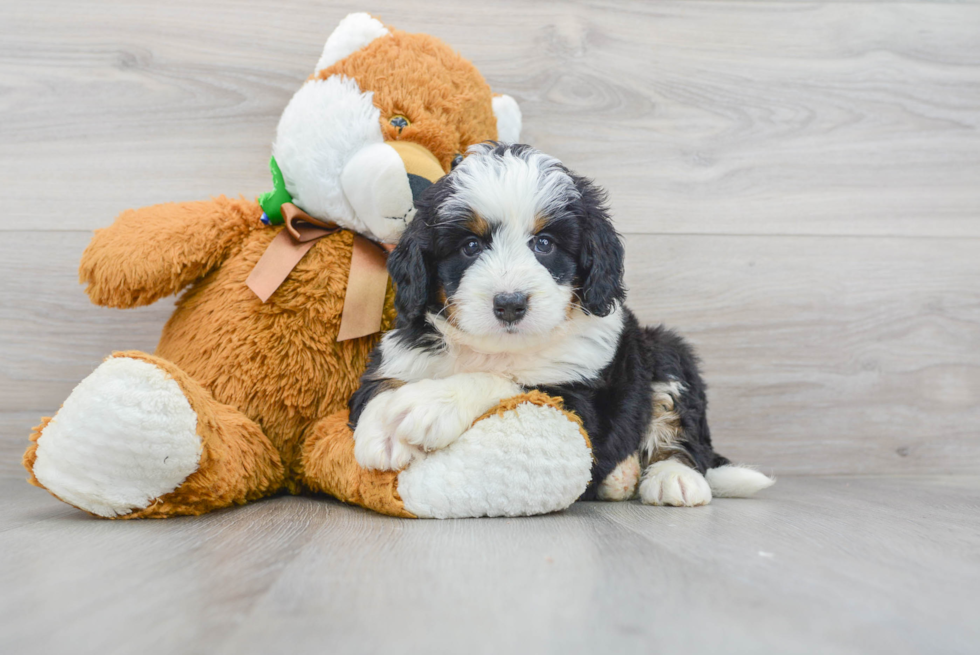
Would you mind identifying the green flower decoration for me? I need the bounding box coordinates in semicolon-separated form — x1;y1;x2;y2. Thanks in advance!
258;156;294;225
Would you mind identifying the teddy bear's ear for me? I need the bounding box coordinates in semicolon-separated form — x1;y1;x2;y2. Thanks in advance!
314;12;391;73
492;94;522;143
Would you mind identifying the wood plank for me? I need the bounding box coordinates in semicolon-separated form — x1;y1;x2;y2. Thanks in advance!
0;477;77;535
0;1;977;236
1;231;977;475
0;489;334;655
0;413;38;481
623;233;980;475
0;232;171;413
6;477;975;655
599;476;980;654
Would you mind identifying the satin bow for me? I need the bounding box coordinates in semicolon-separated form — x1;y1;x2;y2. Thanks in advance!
246;203;392;341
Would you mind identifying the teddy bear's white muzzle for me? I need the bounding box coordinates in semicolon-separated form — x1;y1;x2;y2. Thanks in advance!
341;141;444;244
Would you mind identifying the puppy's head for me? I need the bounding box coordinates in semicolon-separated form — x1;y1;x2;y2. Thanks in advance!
388;143;625;350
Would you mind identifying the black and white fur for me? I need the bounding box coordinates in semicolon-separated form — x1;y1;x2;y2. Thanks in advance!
349;143;772;506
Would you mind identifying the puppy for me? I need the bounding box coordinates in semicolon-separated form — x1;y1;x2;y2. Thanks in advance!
349;143;772;506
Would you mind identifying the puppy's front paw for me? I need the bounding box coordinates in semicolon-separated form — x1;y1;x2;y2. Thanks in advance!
352;375;521;471
639;459;712;507
352;381;477;471
386;380;475;452
353;390;422;471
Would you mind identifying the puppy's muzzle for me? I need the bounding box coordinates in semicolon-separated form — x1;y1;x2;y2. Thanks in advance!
493;292;528;325
341;140;445;243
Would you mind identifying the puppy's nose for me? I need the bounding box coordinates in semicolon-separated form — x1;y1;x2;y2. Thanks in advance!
493;292;528;325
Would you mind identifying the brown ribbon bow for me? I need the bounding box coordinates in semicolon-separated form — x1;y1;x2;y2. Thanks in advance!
245;203;393;341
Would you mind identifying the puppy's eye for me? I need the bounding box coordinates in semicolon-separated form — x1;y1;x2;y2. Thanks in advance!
451;154;464;170
461;237;483;257
531;235;556;255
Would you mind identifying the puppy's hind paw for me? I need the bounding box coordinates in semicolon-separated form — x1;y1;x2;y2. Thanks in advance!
597;453;640;501
639;459;712;507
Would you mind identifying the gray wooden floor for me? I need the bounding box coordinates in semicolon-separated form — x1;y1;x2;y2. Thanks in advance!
2;475;978;655
2;1;979;652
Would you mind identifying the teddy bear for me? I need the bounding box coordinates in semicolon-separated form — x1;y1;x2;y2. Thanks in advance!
22;13;594;520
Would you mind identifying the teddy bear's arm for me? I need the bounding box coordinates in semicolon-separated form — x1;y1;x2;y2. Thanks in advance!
80;196;261;308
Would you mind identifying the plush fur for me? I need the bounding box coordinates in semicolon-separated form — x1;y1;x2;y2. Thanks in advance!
31;203;386;507
491;94;523;143
273;75;385;238
349;143;774;506
314;12;390;73
23;14;579;520
397;392;593;518
315;28;511;173
352;372;524;471
28;351;284;518
299;391;593;519
30;356;204;518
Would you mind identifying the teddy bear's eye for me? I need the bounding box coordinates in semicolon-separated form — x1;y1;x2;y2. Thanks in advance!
389;115;410;132
451;154;464;170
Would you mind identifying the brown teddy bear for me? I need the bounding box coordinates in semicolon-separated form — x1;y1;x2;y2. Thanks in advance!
22;13;594;519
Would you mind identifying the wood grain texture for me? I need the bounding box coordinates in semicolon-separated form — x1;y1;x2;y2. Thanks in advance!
0;1;978;235
2;476;978;655
0;233;171;413
0;478;333;655
2;230;976;474
624;233;980;475
2;4;978;652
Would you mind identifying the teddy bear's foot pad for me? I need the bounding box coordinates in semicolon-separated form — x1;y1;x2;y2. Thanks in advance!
396;401;593;519
31;356;202;517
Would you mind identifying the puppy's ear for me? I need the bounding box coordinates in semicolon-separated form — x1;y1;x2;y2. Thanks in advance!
573;174;626;316
387;207;432;327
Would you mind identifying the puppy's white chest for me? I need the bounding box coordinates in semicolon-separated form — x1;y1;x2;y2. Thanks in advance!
378;307;625;387
450;348;546;381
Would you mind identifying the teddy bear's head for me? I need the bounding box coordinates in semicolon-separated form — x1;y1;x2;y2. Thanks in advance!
271;13;521;243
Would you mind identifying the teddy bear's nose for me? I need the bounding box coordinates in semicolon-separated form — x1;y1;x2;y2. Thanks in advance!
387;141;445;190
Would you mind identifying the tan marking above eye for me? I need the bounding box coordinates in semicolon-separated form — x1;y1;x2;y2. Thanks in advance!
465;214;490;238
533;215;550;234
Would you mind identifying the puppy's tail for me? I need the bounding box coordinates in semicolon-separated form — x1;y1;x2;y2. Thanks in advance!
705;462;775;498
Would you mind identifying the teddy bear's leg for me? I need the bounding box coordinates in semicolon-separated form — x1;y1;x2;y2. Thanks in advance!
298;392;594;519
298;410;414;518
394;393;594;518
23;351;284;519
